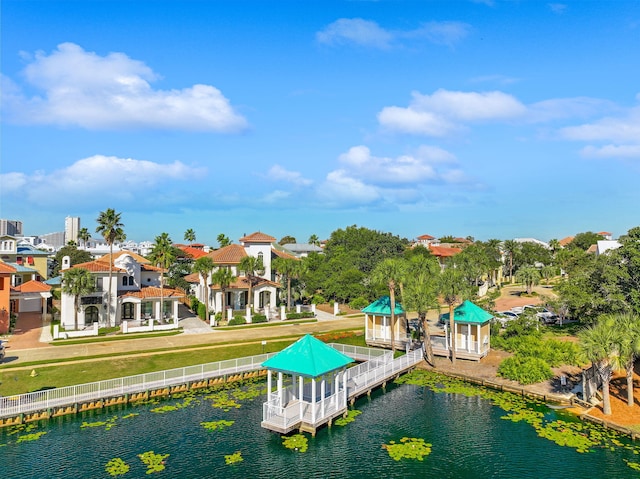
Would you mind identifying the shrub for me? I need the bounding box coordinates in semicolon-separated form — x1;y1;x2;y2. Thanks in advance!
286;312;315;320
228;317;246;326
190;296;200;313
497;355;554;385
349;297;370;310
251;314;268;323
197;302;207;320
311;294;326;304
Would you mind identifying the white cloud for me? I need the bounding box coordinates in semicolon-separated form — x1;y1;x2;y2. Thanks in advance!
528;97;616;123
581;145;640;159
1;155;205;207
3;43;248;132
267;165;313;186
379;89;526;135
316;19;470;50
560;108;640;143
316;18;393;49
316;170;381;205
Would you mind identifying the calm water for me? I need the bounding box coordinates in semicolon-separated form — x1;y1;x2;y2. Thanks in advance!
1;382;639;479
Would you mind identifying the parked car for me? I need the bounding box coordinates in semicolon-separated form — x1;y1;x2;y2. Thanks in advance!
523;304;559;324
494;311;519;328
0;341;5;363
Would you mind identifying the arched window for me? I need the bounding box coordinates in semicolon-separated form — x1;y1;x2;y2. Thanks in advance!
122;302;134;320
85;306;99;325
122;276;128;286
128;276;135;286
258;252;264;262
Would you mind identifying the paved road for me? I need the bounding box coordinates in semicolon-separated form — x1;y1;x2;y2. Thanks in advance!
2;314;364;366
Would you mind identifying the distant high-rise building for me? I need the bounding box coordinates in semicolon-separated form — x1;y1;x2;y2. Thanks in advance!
0;219;23;236
65;216;80;245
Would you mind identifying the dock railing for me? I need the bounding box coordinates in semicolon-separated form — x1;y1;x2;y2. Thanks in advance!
0;353;275;418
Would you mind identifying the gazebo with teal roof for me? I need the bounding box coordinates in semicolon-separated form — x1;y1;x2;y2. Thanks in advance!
363;296;408;350
261;334;355;434
436;300;493;360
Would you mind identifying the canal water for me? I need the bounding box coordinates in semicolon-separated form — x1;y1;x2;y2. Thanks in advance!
1;380;639;478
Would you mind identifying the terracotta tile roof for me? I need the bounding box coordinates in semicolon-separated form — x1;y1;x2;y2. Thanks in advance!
272;248;298;260
239;232;276;243
12;280;51;293
417;234;435;240
0;262;17;274
207;244;247;264
70;260;126;273
429;245;462;257
141;264;165;272
586;244;598;254
453;237;472;244
598;231;612;236
183;272;201;283
121;286;184;299
178;245;209;259
558;236;574;247
99;250;151;265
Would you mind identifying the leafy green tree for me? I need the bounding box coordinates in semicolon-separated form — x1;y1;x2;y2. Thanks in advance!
568;231;604;251
371;258;405;353
278;235;297;245
95;208;125;327
193;257;215;321
148;233;176;320
217;234;231;248
78;227;91;249
212;267;236;321
514;242;552;271
516;266;541;294
580;316;618;415
184;229;196;244
617;226;640;315
53;245;93;276
539;265;557;285
239;255;264;311
62;267;95;330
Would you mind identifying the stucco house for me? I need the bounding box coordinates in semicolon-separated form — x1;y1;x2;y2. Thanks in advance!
0;262;16;334
60;250;183;330
0;236;50;283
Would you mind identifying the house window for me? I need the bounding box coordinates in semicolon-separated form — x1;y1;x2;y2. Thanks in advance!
128;276;135;286
85;306;99;324
16;257;23;265
258;252;264;262
27;257;34;265
122;303;134;320
122;276;128;286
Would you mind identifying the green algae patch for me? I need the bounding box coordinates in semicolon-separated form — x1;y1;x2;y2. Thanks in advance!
201;419;234;432
15;431;47;443
81;413;139;430
335;409;362;426
383;437;432;461
138;451;169;474
105;457;130;476
282;433;308;452
224;451;243;465
625;461;640;471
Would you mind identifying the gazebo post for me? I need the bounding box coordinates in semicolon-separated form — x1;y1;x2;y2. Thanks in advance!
334;374;339;407
277;372;283;404
342;370;348;407
321;377;326;417
267;370;272;397
311;378;317;423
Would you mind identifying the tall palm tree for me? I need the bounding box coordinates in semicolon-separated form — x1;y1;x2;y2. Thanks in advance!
62;267;96;330
439;267;470;365
371;258;405;353
212;267;236;322
580;316;618;415
149;233;176;321
184;229;196;244
78;227;91;249
611;313;640;407
95;208;125;327
239;255;264;311
516;266;541;294
502;239;519;284
217;233;231;248
272;257;299;309
193;257;215;320
308;234;320;247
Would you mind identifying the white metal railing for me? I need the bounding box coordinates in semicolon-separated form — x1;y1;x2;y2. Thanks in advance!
328;343;389;362
346;349;422;398
0;353;276;418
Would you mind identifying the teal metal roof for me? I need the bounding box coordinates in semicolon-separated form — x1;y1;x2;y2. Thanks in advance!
6;263;38;273
262;334;354;377
44;276;62;286
441;300;493;324
362;296;405;316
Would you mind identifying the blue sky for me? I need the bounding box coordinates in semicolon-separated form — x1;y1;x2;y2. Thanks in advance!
1;1;639;245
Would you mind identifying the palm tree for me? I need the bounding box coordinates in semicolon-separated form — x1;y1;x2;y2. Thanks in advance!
371;258;405;353
212;267;236;322
193;256;215;321
272;257;299;309
78;227;91;249
439;267;470;365
184;229;196;244
516;266;541;294
580;316;618;415
62;267;95;330
148;233;176;322
95;208;125;327
308;234;320;247
611;313;640;407
217;233;231;248
239;255;264;311
502;240;519;284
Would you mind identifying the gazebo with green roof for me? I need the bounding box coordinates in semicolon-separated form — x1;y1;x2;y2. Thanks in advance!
436;300;493;361
261;334;355;434
363;296;408;350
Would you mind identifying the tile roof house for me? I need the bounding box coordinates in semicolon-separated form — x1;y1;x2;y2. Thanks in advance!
0;262;16;334
60;250;183;330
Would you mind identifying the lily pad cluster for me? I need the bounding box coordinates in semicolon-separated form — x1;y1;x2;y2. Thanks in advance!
281;433;308;452
138;451;170;474
383;437;432;461
105;458;129;476
201;419;234;432
81;413;139;430
224;451;243;465
334;409;362;426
